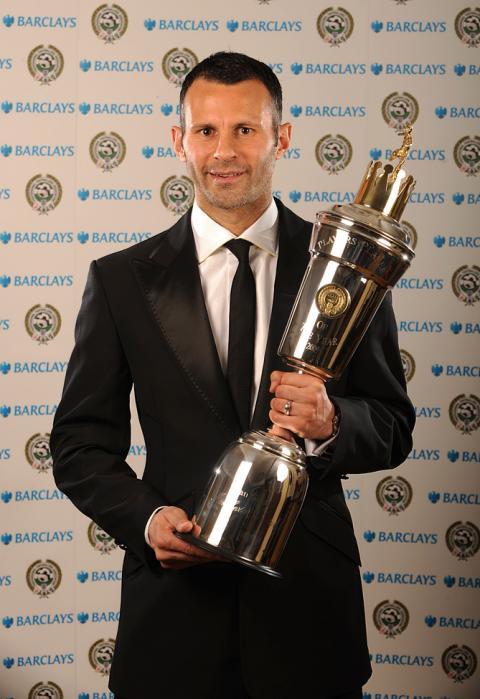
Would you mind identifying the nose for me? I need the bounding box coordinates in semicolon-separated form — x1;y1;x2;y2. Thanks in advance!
213;132;236;160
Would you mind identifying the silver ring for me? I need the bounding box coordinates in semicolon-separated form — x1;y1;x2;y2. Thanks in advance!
283;400;292;416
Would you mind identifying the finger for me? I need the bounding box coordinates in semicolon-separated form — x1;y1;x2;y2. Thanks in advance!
271;370;324;391
269;424;295;441
269;409;307;438
270;397;313;419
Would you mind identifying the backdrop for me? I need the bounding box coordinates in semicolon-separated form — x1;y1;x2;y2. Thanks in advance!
0;1;479;698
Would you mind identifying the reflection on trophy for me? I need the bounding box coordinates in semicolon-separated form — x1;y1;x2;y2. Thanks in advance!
178;126;417;577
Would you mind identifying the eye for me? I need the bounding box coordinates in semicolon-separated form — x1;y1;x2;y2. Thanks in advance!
200;127;212;136
239;127;252;135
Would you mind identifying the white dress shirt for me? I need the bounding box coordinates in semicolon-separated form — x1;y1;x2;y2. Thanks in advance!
144;199;336;544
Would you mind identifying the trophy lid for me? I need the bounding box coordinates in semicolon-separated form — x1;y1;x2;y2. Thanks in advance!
354;125;416;221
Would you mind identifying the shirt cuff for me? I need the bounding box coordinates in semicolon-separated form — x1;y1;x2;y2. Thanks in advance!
144;506;167;546
305;431;339;457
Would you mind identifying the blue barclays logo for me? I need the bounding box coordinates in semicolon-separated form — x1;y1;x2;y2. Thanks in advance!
377;147;445;162
4;529;73;544
0;59;13;70
0;574;12;585
12;489;66;503
363;530;438;544
363;694;433;699
142;145;176;159
425;614;480;630
370;654;434;667
290;104;366;118
4;101;75;114
452;191;480;205
432;363;480;378
78;102;153;116
5;275;73;287
370;63;447;76
344;488;360;501
0;275;10;288
290;191;356;205
0;362;10;374
291;63;366;76
447;449;480;464
434;234;480;248
0;404;57;419
443;575;480;589
77;188;152;202
76;610;120;623
1;491;12;503
129;444;147;456
408;446;440;458
0;448;11;459
78;692;115;699
146;18;219;31
454;63;480;76
371;19;446;33
395;277;444;290
160;103;179;116
408;192;445;204
428;490;480;505
76;569;122;583
450;321;480;334
362;571;436;586
79;59;154;73
0;188;11;199
0;320;10;331
4;613;74;628
2;14;76;28
226;19;302;32
77;231;152;245
435;105;480;119
2;231;74;244
6;652;74;668
398;320;443;333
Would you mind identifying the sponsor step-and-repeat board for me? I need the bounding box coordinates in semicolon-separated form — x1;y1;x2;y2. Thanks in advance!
0;1;479;697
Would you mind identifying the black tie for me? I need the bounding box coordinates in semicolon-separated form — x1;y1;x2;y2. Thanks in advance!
224;239;256;432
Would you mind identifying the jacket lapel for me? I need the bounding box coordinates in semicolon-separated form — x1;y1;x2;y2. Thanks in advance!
132;213;239;434
251;200;311;429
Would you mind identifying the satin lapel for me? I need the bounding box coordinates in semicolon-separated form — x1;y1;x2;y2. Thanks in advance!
251;202;311;429
132;214;239;433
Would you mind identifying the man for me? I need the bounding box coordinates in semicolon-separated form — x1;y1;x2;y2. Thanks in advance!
52;52;415;698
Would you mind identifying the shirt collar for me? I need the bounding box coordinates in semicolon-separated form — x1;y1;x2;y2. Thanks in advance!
191;199;278;263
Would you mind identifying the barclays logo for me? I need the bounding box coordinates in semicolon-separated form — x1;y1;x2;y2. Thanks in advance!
450;321;480;334
76;570;122;583
2;489;65;503
409;192;445;204
7;613;74;627
291;191;355;204
382;148;445;162
298;63;366;76
371;20;446;33
371;531;438;544
2;15;77;28
408;445;440;458
0;188;10;200
79;59;154;73
11;652;74;667
398;320;443;333
454;64;480;76
447;450;480;464
0;320;9;331
142;145;175;159
443;575;480;589
435;106;480;119
226;19;302;32
3;231;74;244
428;491;480;505
76;610;120;623
0;574;12;585
6;275;73;287
0;448;11;458
10;404;58;417
290;105;366;118
78;693;115;699
77;231;152;245
425;615;480;630
12;530;73;544
371;654;434;667
395;277;444;290
150;19;219;31
0;59;13;70
77;188;152;202
6;101;75;114
434;235;480;248
363;571;436;586
129;444;147;456
79;102;153;116
2;144;74;157
433;364;480;377
388;63;446;76
452;192;480;205
344;488;360;501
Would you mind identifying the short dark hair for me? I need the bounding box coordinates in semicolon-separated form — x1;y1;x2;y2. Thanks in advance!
179;51;282;130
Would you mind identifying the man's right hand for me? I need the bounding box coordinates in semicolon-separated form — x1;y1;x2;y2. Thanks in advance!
147;506;223;570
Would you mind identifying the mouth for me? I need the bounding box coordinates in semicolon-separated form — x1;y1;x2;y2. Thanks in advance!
208;170;245;184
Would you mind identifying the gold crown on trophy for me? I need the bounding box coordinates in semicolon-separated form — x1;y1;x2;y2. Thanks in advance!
354;125;416;222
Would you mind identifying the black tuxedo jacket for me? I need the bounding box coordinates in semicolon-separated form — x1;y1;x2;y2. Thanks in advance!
51;199;415;699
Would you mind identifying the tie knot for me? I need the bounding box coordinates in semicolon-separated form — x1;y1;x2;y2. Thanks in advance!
224;239;252;264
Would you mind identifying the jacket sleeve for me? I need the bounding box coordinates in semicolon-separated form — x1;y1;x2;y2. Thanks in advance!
308;292;415;479
51;261;164;565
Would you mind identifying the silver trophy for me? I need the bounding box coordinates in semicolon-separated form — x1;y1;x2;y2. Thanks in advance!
178;127;416;576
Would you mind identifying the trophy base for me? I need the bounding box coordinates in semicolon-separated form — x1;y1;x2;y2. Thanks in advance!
175;532;282;578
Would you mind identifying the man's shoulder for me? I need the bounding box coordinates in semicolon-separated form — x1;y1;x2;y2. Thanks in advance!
275;197;312;241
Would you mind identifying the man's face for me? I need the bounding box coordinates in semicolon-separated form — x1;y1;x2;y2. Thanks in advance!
172;78;290;216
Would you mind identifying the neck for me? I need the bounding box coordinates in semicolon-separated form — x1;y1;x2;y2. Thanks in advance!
196;196;272;236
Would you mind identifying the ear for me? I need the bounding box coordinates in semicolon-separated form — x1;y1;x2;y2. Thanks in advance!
171;126;186;161
275;122;292;160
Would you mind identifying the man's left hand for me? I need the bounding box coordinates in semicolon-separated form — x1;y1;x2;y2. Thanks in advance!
269;370;335;441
